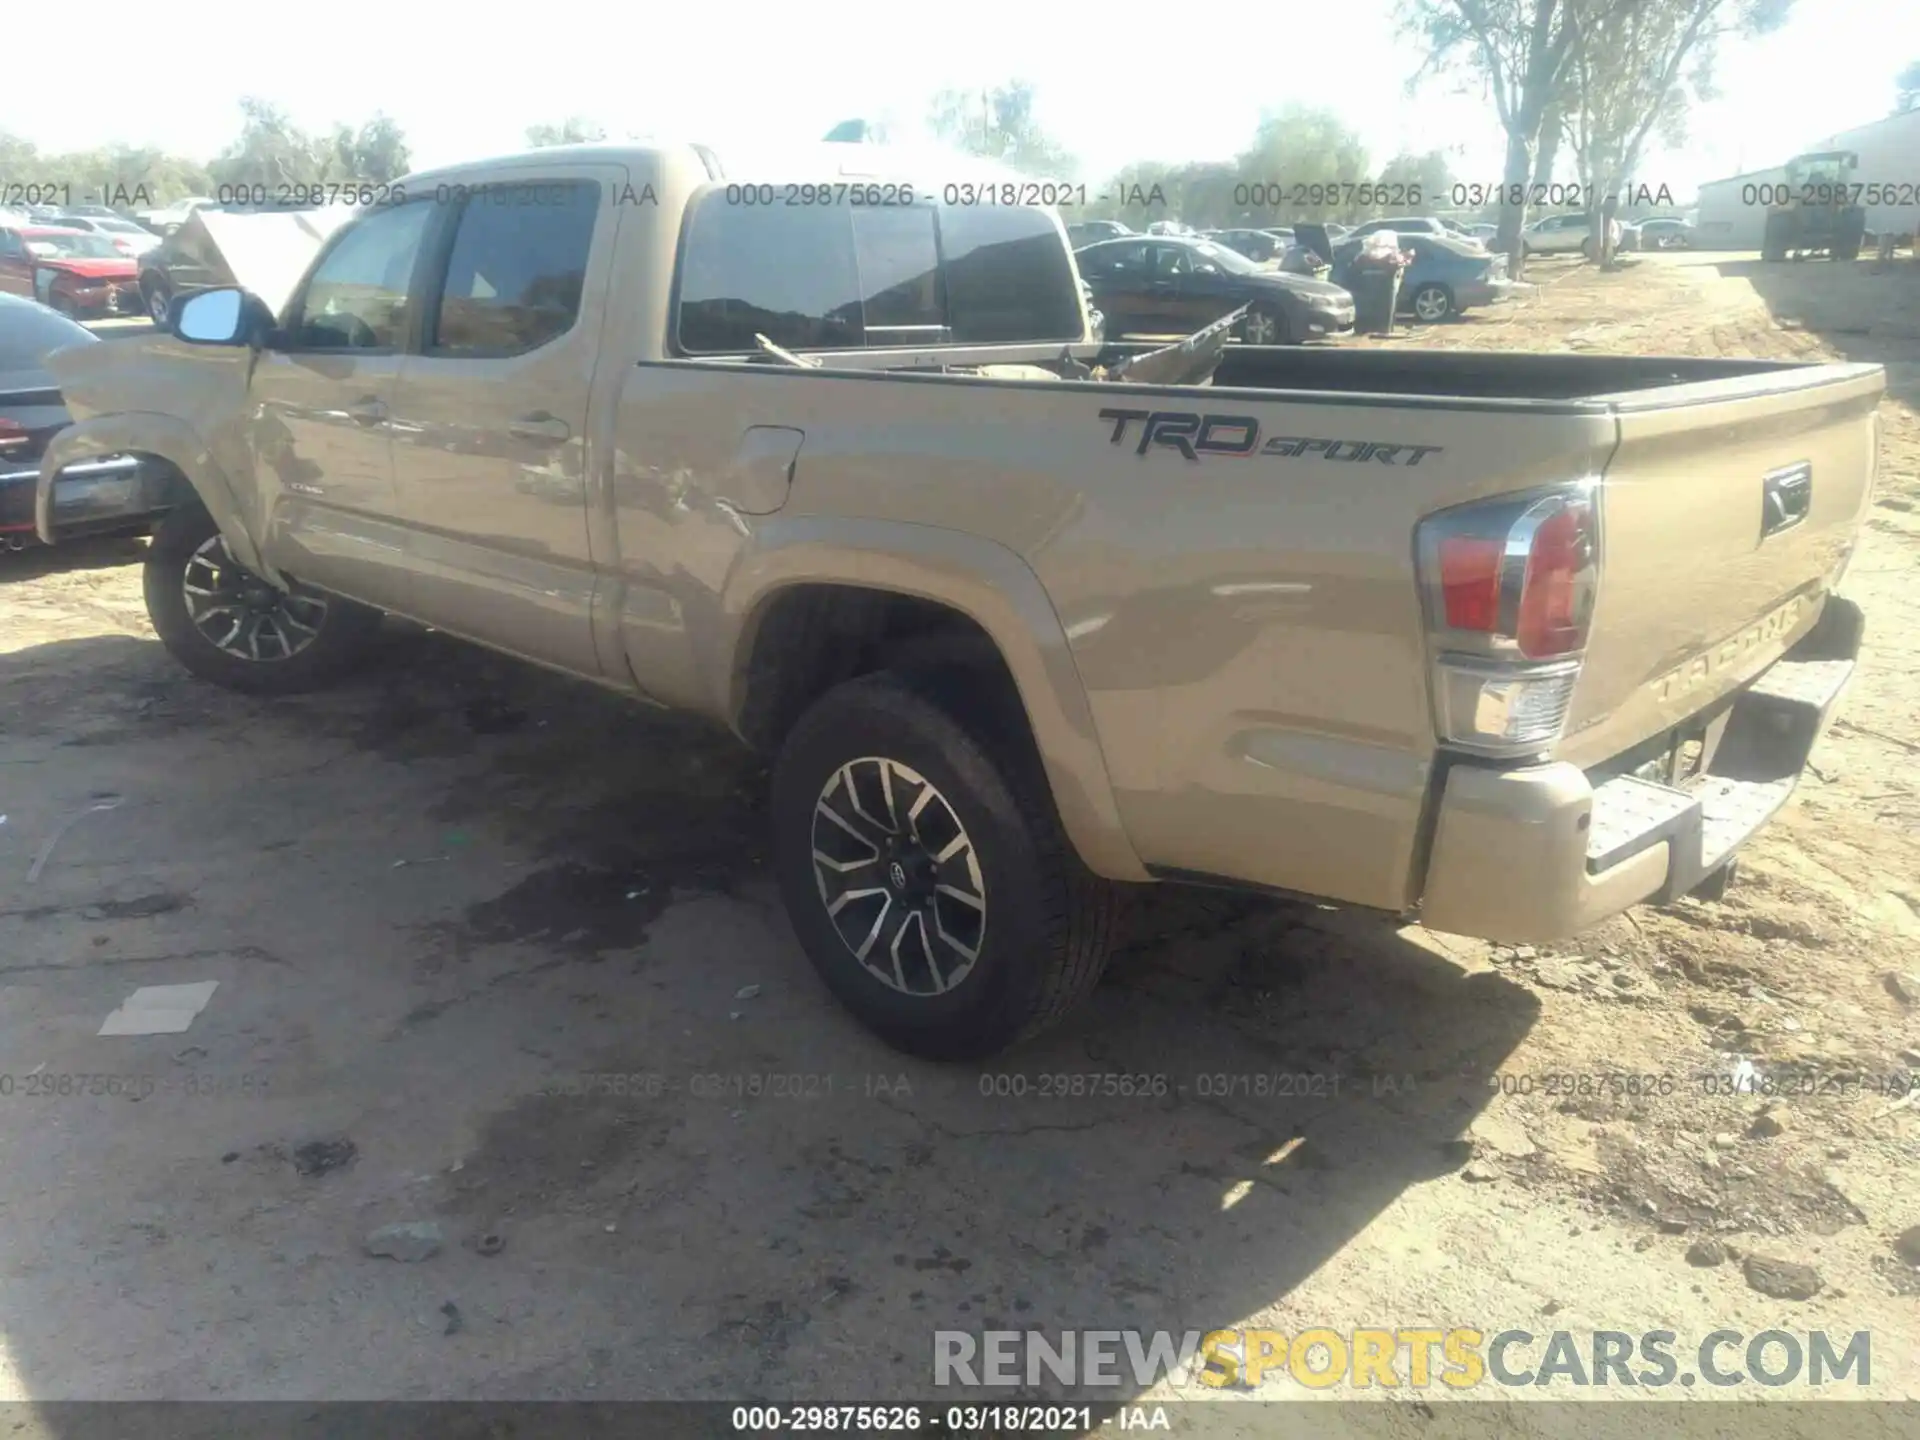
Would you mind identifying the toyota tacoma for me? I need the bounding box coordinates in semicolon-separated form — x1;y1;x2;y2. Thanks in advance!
34;141;1881;1058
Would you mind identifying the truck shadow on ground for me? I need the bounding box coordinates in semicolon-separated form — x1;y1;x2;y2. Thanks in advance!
0;534;147;582
0;625;1540;1408
1715;256;1920;409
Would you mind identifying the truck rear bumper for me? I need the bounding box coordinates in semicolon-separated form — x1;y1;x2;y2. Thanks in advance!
1417;597;1860;944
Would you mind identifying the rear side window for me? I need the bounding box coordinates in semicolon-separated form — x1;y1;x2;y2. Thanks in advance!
675;191;1081;353
429;180;600;355
937;206;1081;344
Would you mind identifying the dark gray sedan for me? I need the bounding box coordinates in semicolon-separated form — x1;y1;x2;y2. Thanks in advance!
0;293;180;550
1075;235;1355;343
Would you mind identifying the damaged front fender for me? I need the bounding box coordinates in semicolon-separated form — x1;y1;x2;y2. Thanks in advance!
36;414;271;579
36;321;272;577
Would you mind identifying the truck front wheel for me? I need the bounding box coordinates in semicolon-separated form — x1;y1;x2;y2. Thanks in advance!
143;504;381;695
770;671;1124;1060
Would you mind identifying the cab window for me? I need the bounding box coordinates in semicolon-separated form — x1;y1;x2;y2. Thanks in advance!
937;205;1081;344
428;180;600;356
287;201;433;350
676;199;864;353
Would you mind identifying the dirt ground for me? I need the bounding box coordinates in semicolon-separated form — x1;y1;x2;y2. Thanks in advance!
2;251;1918;1431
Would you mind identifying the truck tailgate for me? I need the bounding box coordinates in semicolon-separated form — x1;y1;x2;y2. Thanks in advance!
1557;365;1883;768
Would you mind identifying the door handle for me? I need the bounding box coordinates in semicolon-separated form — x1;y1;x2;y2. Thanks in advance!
1761;461;1812;539
346;397;387;426
509;412;571;444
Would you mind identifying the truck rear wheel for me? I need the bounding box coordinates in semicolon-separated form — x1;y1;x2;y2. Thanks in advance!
143;504;382;695
770;671;1124;1060
1761;213;1791;263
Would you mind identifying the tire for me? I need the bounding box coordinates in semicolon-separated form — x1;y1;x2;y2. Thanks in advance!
142;276;172;327
1761;213;1790;263
1238;304;1289;345
1409;283;1454;322
770;670;1125;1060
143;504;382;695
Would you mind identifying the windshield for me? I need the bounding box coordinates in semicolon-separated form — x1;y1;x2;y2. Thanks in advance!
27;231;124;259
96;219;147;234
1188;240;1257;275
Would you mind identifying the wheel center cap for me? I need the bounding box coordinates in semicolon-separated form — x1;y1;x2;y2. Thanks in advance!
888;860;909;891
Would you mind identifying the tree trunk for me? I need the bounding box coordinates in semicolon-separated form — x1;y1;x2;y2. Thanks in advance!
1496;126;1537;280
1533;102;1563;191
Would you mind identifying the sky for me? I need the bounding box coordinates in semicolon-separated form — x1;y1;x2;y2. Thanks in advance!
3;0;1917;201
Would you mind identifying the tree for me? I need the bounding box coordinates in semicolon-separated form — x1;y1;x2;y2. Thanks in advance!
927;81;1075;174
1234;106;1373;225
1897;59;1920;113
1562;0;1791;266
1377;150;1456;212
323;113;411;183
209;97;327;189
1400;0;1589;274
1533;97;1564;188
525;118;606;148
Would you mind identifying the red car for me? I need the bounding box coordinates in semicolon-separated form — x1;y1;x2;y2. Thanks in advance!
0;225;142;319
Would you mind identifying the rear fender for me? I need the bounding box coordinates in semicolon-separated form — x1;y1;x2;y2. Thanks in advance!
721;516;1148;882
35;413;274;580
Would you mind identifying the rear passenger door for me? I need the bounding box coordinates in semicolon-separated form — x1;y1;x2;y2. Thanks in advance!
385;170;617;677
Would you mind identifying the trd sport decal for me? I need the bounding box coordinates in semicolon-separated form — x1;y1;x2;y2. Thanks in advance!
1098;408;1444;466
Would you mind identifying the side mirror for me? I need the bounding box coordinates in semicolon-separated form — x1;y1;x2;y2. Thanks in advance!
175;287;269;346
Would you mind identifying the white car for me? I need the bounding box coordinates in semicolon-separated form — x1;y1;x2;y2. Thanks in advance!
48;214;162;258
1522;212;1622;256
136;197;218;235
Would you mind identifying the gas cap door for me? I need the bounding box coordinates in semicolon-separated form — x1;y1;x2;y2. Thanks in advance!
718;426;805;516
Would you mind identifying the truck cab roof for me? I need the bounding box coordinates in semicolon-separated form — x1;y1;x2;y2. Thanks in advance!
396;140;1035;195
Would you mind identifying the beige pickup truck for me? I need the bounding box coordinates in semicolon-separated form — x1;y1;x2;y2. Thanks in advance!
36;142;1881;1059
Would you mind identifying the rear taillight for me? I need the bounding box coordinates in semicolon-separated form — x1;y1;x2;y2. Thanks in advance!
0;418;30;454
1416;484;1600;756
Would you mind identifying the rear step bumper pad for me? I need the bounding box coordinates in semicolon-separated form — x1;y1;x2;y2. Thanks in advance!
1585;653;1855;902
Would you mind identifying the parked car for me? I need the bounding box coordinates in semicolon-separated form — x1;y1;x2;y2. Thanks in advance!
1351;217;1486;251
1520;212;1622;257
1465;222;1499;242
0;293;178;550
34;141;1880;1063
48;214;163;258
1207;228;1291;264
136;197;218;236
1076;234;1355;343
1329;231;1516;321
139;205;357;329
1066;219;1132;248
1636;217;1694;250
0;226;142;318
